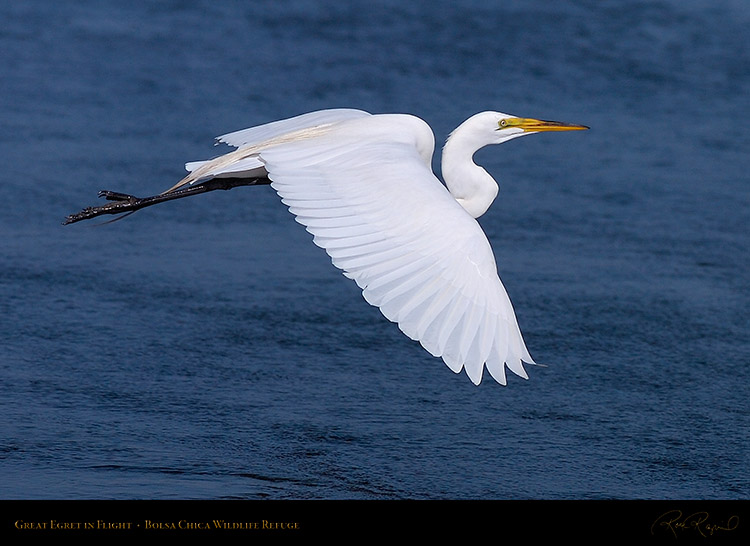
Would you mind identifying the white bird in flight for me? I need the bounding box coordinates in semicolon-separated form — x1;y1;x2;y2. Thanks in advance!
162;109;587;385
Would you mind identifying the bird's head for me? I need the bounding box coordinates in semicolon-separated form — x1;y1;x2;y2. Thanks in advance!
491;111;589;143
442;111;589;217
446;111;588;150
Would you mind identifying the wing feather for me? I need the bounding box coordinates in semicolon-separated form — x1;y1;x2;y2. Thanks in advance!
216;109;371;149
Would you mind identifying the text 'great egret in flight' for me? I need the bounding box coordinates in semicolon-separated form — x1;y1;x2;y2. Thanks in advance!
66;109;587;385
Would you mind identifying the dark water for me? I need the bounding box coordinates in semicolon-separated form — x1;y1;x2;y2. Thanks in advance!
1;0;748;500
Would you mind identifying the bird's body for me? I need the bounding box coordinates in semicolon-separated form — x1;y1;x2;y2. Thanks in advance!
165;109;587;385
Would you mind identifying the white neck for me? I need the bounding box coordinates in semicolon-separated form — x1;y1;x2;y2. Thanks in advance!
440;116;501;218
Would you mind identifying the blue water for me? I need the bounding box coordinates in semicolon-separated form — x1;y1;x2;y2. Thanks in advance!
1;0;748;500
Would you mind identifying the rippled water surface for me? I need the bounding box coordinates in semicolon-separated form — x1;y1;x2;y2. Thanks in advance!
1;0;748;499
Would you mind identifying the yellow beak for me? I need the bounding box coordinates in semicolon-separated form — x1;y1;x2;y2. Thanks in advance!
502;118;589;132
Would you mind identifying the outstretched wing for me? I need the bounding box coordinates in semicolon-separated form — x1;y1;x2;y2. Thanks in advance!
255;114;534;385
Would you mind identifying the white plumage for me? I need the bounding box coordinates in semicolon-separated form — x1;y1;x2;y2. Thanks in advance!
167;108;587;385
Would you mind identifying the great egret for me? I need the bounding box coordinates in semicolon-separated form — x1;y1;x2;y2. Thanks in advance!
76;109;588;385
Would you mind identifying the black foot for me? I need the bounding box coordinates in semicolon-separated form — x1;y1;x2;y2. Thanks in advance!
99;190;140;202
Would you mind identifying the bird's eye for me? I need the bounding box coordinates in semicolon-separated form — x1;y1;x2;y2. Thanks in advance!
499;119;508;128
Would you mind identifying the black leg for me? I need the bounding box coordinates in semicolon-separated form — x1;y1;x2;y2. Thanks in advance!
63;177;271;225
